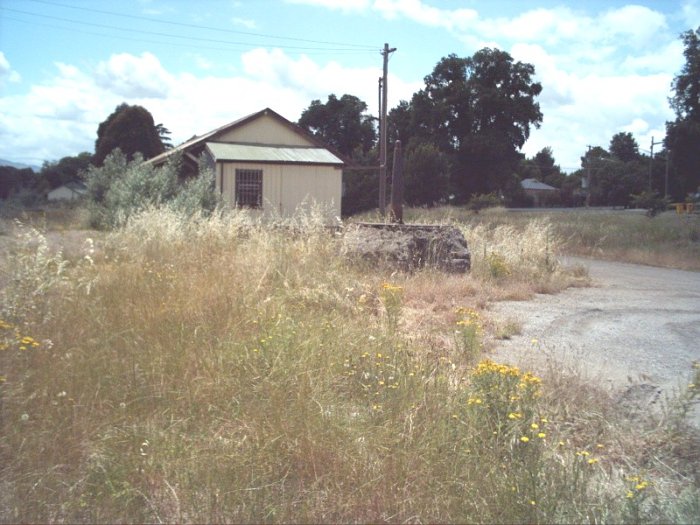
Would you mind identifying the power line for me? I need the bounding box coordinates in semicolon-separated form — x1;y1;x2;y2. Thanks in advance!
23;0;379;51
2;6;377;53
1;14;373;55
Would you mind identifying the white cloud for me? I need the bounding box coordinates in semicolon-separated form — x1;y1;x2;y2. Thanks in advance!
0;51;21;85
0;1;691;170
373;0;477;31
285;0;370;13
239;48;419;116
95;52;174;99
232;17;257;29
682;0;700;27
0;49;421;164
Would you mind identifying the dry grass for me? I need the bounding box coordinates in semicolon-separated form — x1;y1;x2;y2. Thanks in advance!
402;206;700;271
1;205;698;523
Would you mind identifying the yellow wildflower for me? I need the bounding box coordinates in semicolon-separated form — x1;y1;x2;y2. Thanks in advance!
520;436;530;443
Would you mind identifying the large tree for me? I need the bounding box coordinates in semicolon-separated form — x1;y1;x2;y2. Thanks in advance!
298;94;376;159
403;140;450;206
666;27;700;197
39;152;92;189
578;144;646;207
609;132;640;163
533;147;565;188
94;103;165;166
298;94;377;216
394;49;542;201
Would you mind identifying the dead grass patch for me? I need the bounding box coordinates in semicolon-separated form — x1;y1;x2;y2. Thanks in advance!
1;206;697;523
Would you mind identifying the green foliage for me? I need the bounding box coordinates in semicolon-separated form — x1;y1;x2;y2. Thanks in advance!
666;27;700;198
298;94;376;158
84;150;219;228
467;192;502;213
403;141;449;206
670;27;700;120
533;147;566;188
94;103;166;166
580;146;647;207
298;94;378;216
486;251;512;278
454;307;483;361
2;209;698;522
398;49;542;201
0;165;45;201
342;167;379;216
379;282;403;332
39;152;93;189
666;118;700;198
630;190;670;217
609;132;640;163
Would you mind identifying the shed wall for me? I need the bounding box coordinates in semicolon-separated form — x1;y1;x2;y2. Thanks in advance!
47;186;83;201
217;115;315;147
219;162;341;220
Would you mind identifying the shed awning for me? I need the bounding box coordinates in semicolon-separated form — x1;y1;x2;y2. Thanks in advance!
206;142;343;165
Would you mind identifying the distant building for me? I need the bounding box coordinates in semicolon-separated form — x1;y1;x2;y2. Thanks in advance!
47;181;87;202
520;178;558;207
147;108;344;221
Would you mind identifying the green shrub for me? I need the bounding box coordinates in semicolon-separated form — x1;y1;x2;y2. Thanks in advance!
630;191;670;217
84;150;219;228
468;192;502;213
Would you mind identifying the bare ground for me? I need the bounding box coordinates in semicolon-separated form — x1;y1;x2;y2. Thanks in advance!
489;256;700;425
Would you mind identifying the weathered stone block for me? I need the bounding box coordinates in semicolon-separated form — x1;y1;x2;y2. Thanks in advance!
342;222;470;273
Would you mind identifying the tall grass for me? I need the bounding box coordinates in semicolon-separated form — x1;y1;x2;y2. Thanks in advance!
402;206;700;271
1;207;697;523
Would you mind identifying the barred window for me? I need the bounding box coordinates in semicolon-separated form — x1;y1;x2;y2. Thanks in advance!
235;169;262;208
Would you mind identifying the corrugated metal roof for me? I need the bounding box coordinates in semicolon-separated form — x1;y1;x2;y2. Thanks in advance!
521;178;557;191
206;142;343;165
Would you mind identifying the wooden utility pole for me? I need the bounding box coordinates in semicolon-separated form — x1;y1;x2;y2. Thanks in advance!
389;140;404;223
649;136;663;191
585;145;592;207
664;150;670;198
379;43;396;217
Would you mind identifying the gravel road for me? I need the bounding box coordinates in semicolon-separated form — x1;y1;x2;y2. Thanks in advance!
490;257;700;424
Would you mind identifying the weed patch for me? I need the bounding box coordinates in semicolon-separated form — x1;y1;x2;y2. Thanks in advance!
0;207;697;523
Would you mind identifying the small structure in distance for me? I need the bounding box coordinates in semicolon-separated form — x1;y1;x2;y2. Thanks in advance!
521;178;558;207
47;181;87;202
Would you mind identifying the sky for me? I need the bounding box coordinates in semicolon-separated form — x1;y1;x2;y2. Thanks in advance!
0;0;698;171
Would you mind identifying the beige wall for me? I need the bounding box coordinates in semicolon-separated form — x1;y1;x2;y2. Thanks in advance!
47;186;84;201
217;162;342;220
217;114;315;147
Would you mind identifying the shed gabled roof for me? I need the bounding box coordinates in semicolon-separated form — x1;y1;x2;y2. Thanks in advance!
206;142;343;165
147;107;345;166
521;178;557;191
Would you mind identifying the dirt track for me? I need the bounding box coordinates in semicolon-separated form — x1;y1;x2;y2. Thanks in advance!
490;257;700;424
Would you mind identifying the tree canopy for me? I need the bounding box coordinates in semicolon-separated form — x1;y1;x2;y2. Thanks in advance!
394;49;543;202
298;94;376;159
666;27;700;197
94;103;165;166
39;152;92;189
609;132;640;163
